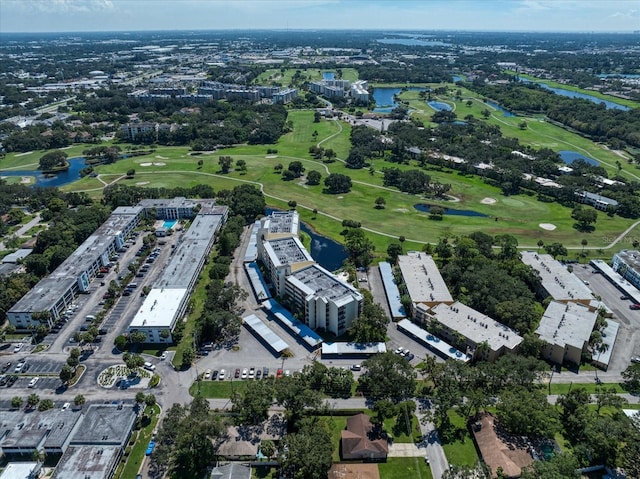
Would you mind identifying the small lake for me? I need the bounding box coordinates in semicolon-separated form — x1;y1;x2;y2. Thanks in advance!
265;208;348;272
558;150;600;167
520;78;630;111
427;101;453;112
452;75;464;82
484;100;516;117
413;204;489;217
322;72;335;80
377;38;452;47
373;87;427;113
0;156;87;188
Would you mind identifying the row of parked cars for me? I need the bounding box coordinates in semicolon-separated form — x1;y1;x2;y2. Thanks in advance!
205;367;273;381
394;346;415;361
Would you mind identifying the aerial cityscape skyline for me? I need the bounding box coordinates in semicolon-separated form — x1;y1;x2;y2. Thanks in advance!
1;0;639;33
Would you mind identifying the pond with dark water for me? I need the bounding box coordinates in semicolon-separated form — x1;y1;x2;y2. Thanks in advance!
427;101;453;112
519;79;630;111
0;156;87;188
377;38;452;47
372;87;427;113
558;150;600;167
484;100;516;117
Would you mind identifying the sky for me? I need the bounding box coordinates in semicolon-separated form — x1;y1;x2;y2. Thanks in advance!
0;0;638;33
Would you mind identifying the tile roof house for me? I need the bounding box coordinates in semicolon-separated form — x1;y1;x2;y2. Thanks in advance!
341;413;388;461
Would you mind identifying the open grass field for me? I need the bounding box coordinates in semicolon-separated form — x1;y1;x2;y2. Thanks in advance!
441;410;479;467
1;91;636;251
378;457;433;479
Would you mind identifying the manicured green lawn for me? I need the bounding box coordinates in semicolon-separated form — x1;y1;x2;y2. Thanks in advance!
547;382;626;395
329;416;349;462
382;413;422;444
379;458;433;479
189;379;249;398
441;410;479;467
0;98;619;252
116;404;160;479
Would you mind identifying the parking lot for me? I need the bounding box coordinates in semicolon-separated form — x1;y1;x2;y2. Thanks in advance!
571;264;640;372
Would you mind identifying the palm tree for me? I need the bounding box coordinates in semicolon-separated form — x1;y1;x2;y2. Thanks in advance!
581;239;588;255
537;239;544;252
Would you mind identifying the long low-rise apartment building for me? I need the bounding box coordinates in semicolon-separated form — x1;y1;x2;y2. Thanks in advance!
285;264;363;336
612;249;640;290
398;252;453;311
521;251;593;304
536;300;598;365
128;204;227;343
7;206;144;329
416;301;523;362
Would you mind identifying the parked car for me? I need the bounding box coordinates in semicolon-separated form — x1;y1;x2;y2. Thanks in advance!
0;375;7;386
263;367;269;378
630;304;640;310
218;369;226;380
248;367;255;379
256;369;262;379
61;402;71;411
276;368;284;378
160;351;168;360
13;343;24;353
212;370;218;380
204;369;212;380
234;368;241;379
1;362;11;373
631;356;640;364
241;368;248;379
7;375;18;387
145;441;156;456
394;347;405;355
28;377;39;388
350;364;362;371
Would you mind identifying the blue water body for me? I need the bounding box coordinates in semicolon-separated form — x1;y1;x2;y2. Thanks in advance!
452;75;464;83
558;150;600;167
0;156;87;188
373;87;427;113
265;208;348;272
484;100;516;117
322;72;335;80
520;78;630;111
427;101;453;112
413;204;489;217
163;219;178;229
377;38;452;47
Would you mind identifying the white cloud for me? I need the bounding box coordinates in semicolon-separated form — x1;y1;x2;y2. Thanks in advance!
11;0;115;14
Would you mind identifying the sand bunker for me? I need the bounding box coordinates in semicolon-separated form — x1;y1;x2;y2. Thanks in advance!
20;176;32;184
539;223;557;231
136;181;150;186
153;162;166;166
481;197;497;205
155;155;168;159
140;162;152;167
266;155;278;159
394;208;410;213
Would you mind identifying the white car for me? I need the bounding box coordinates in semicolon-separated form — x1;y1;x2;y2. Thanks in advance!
28;377;39;388
241;368;248;379
13;343;24;353
218;369;226;380
631;356;640;364
394;347;405;355
204;369;212;380
160;351;168;360
248;368;255;379
61;402;71;411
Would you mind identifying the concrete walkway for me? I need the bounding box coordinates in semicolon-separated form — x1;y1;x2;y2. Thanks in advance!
388;442;423;458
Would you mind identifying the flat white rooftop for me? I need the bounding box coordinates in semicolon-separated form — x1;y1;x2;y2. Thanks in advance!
321;342;386;355
264;237;313;267
398;252;453;304
0;462;40;479
397;319;470;362
129;288;187;329
243;314;289;353
536;301;598;350
429;302;523;352
521;251;593;302
262;210;299;236
288;264;362;303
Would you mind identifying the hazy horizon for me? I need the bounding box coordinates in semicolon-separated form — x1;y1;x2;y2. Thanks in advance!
1;0;638;34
